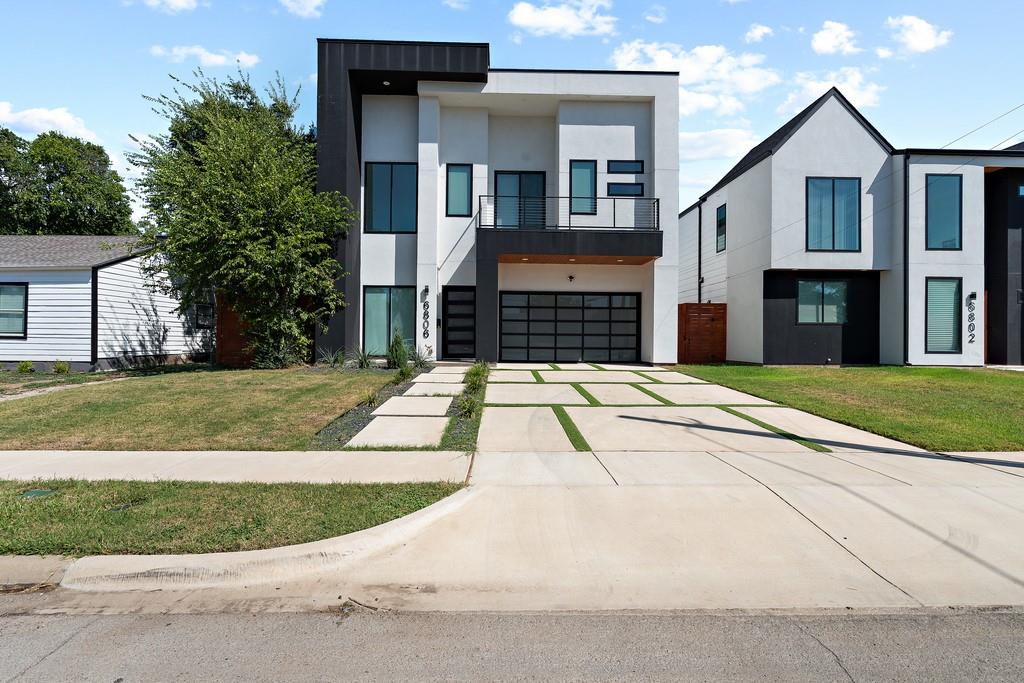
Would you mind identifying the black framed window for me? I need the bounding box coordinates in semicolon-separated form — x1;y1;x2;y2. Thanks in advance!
607;182;643;197
797;279;848;324
446;164;472;217
926;174;962;250
715;204;727;253
806;177;860;251
0;283;28;339
607;160;644;174
365;162;417;233
363;286;415;356
570;160;596;214
925;277;962;354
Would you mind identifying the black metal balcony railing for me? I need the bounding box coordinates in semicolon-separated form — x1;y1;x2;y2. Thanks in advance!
477;196;660;231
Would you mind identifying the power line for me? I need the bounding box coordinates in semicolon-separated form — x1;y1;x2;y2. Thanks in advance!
941;101;1024;149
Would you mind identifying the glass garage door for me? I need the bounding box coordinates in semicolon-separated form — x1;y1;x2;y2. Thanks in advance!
499;292;640;363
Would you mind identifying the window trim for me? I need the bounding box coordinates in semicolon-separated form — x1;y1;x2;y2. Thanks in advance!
0;282;28;340
445;163;473;218
607;159;644;174
361;285;416;356
715;204;727;253
569;159;597;215
795;278;849;326
607;182;644;197
805;176;862;253
364;161;418;234
924;276;963;355
925;173;963;251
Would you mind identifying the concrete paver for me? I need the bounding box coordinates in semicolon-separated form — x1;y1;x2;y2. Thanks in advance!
485;383;587;405
713;450;908;487
734;407;923;453
829;451;1024;487
488;370;538;383
471;451;614;486
411;373;466;384
642;372;706;383
346;416;449;448
643;384;774;405
429;366;469;374
594;364;669;372
947;452;1024;479
566;406;808;452
403;383;465;396
491;363;552;370
477;407;574;452
552;363;599;370
372;396;453;416
539;370;643;383
579;383;661;405
594;451;753;486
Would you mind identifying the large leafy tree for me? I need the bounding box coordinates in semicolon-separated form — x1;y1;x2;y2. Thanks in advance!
0;128;134;235
132;71;354;368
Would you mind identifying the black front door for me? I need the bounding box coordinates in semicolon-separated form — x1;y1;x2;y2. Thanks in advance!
442;286;476;359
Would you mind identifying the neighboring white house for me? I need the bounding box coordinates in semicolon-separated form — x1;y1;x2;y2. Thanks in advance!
316;39;680;364
0;235;211;370
679;87;1024;367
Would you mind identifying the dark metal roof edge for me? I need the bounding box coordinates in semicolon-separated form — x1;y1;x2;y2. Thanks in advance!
678;200;701;218
899;147;1024;157
489;68;679;75
317;38;490;47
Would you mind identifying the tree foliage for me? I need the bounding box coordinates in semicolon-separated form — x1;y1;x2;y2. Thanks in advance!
131;71;354;368
0;127;134;235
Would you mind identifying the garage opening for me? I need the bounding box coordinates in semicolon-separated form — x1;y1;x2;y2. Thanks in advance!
499;291;640;363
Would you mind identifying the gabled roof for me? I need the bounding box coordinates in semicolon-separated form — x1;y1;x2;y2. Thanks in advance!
1005;141;1024;151
0;235;140;269
699;87;894;202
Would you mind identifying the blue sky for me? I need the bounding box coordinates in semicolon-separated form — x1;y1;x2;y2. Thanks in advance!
3;0;1023;214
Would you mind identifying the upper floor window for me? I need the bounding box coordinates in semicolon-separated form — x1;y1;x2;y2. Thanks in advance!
570;160;597;214
365;162;417;233
806;177;860;252
715;204;727;253
0;283;28;338
446;164;472;218
926;174;962;250
607;182;643;197
607;160;644;174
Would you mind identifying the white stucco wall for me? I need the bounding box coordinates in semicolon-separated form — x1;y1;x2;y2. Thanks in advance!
437;107;488;288
0;269;92;362
487;115;558;196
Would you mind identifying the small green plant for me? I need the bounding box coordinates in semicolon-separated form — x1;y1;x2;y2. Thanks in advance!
52;360;71;375
396;365;413;382
386;331;409;370
16;360;34;374
410;347;432;370
351;346;373;369
457;393;482;419
464;361;489;394
362;390;379;408
317;346;345;369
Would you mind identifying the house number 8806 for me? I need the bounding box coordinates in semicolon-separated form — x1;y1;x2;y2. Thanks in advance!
422;301;430;339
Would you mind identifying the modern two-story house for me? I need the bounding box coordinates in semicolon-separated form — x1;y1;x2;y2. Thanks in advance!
316;39;679;364
679;88;1023;367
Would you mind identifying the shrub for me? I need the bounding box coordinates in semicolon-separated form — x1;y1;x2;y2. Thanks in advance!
457;392;482;419
16;360;34;374
317;346;345;369
351;346;373;369
464;362;489;394
410;347;432;370
396;365;413;382
361;390;379;408
52;360;71;375
386;331;409;370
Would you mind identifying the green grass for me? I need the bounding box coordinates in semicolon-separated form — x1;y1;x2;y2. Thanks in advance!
0;479;462;556
552;405;591;451
531;369;545;383
719;406;830;453
676;365;1024;452
570;383;601;406
438;362;489;451
0;367;396;451
630;383;675;405
0;371;116;395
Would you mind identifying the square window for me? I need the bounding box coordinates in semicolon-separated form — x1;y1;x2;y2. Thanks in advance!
365;162;417;233
363;286;415;355
797;279;848;325
806;177;861;251
0;284;27;338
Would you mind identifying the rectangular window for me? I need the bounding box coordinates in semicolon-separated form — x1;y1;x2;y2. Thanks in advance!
570;160;596;214
0;284;27;338
797;280;848;324
715;204;727;253
926;174;962;250
807;177;861;251
363;286;415;355
925;277;962;354
446;164;472;217
607;160;644;174
607;182;644;197
365;162;417;233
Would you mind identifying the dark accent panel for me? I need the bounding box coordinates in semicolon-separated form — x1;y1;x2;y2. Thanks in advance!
442;286;476;359
315;39;489;355
985;168;1024;365
476;250;500;362
476;228;662;261
763;270;880;365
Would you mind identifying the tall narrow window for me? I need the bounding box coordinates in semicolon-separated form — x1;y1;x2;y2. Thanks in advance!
715;204;727;252
363;286;416;355
446;164;472;217
365;162;417;233
570;160;596;214
925;277;962;353
0;284;27;338
926;174;962;250
797;280;848;324
807;177;861;251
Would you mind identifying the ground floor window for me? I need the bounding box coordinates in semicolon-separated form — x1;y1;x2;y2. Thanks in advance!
0;283;27;338
363;286;415;355
797;279;848;324
925;277;962;354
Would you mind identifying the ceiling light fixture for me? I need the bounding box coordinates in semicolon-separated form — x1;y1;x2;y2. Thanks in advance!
382;80;391;86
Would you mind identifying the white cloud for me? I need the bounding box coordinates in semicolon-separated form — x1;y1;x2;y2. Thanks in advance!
0;101;100;143
611;40;781;116
443;0;468;8
744;23;773;44
279;0;325;18
811;20;860;55
778;67;884;115
150;45;260;68
679;128;759;161
885;15;952;53
875;47;893;59
136;0;198;13
508;0;616;38
643;4;666;24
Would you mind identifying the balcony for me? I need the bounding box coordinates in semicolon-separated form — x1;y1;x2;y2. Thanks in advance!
478;195;660;231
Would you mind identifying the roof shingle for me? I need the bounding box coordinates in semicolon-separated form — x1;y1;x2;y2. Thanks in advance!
0;235;140;269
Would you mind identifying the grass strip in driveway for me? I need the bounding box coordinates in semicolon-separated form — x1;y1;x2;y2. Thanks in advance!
552;406;591;452
631;383;675;405
718;407;830;453
571;383;601;406
0;479;462;557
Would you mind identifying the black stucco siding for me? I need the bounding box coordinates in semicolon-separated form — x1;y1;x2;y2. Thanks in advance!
985;168;1024;365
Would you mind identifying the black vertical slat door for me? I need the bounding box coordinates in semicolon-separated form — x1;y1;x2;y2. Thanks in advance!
442;287;476;359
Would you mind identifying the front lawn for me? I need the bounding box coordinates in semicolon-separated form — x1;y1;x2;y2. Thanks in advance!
0;480;462;556
0;367;395;451
675;365;1024;452
0;371;117;396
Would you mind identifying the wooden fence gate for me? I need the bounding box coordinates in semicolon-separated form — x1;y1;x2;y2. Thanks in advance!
677;303;727;364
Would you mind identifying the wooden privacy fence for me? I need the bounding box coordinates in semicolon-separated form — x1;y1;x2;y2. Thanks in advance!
677;303;727;364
